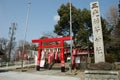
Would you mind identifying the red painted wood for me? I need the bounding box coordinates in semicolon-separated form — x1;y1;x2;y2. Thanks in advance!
41;44;62;48
60;40;65;67
32;36;72;43
32;36;72;69
37;42;42;67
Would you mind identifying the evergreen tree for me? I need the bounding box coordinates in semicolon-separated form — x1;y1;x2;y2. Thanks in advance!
54;3;92;47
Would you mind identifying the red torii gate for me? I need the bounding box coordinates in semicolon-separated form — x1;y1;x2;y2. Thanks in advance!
32;36;72;72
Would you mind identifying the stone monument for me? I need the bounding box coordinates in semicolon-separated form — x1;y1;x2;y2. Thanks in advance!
90;1;105;63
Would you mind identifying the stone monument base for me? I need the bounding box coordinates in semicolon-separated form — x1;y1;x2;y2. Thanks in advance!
85;70;119;80
87;62;113;70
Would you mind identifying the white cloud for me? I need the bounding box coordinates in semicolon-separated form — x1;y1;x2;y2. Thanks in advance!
53;15;60;21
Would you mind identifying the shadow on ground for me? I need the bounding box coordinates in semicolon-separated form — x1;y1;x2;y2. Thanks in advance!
0;70;8;73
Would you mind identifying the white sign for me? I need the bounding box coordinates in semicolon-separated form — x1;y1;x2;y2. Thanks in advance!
35;55;37;65
75;57;80;63
40;60;45;67
90;1;105;63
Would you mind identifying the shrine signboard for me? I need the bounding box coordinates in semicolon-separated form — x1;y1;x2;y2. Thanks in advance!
90;1;105;63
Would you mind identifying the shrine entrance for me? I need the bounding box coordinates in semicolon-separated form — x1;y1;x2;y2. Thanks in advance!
32;36;72;72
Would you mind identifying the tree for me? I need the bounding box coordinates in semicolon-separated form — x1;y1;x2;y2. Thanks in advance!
105;5;119;27
0;38;8;50
113;20;120;42
104;4;120;61
100;18;113;54
105;5;119;43
40;33;69;48
30;44;38;51
18;40;30;51
0;38;9;61
42;32;58;38
109;19;120;52
18;40;38;51
54;3;92;47
105;5;120;48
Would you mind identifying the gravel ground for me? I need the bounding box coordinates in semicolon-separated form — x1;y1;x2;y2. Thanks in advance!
0;71;81;80
8;64;85;79
0;63;83;80
1;63;119;80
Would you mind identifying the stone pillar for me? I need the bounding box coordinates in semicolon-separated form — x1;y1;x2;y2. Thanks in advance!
90;1;105;63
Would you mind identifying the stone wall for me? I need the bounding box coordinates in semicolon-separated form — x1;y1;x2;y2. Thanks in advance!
115;62;120;70
85;70;119;80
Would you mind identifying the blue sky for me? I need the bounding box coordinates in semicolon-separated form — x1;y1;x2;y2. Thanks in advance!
0;0;118;43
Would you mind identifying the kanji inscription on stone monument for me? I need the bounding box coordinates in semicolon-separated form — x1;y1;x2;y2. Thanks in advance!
90;1;105;63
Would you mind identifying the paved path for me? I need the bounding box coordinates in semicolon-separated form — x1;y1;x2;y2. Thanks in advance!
0;71;80;80
0;64;35;70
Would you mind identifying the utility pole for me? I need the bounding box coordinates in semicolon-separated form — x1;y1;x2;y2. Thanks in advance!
8;23;17;62
21;0;31;71
69;0;73;73
119;0;120;18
